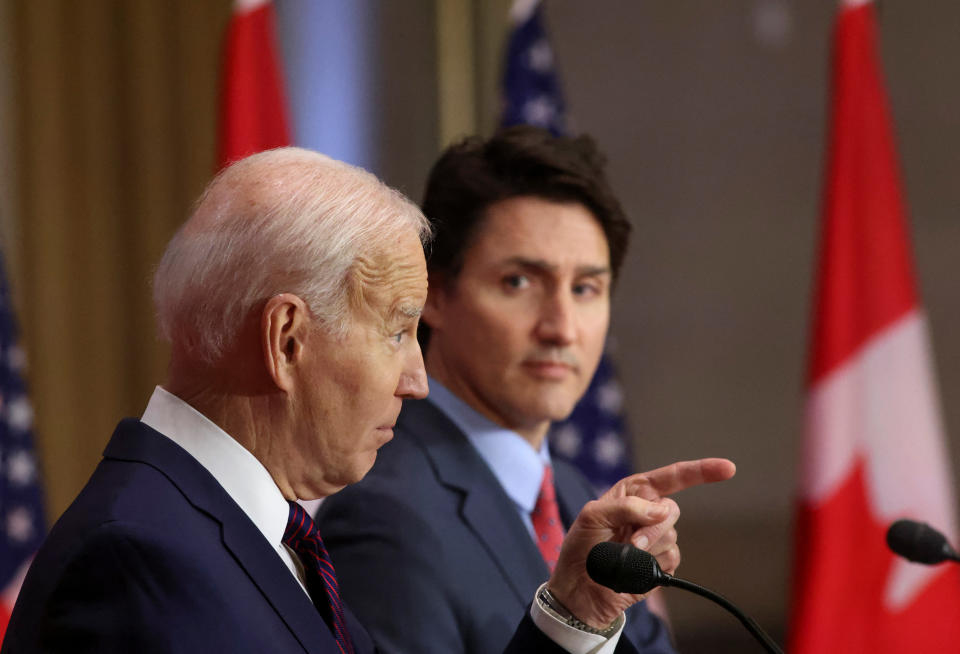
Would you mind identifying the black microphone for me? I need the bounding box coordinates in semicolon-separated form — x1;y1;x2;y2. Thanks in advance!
587;542;783;654
886;519;960;565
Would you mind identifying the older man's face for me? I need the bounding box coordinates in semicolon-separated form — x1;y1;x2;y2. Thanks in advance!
296;228;429;495
423;196;611;444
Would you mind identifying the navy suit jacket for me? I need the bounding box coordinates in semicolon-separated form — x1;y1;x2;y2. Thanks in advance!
1;419;377;653
316;399;672;654
2;419;583;654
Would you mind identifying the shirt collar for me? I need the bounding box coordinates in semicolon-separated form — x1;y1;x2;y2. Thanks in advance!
426;377;550;514
140;386;289;551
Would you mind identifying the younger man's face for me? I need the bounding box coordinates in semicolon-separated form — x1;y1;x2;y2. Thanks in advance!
423;195;611;445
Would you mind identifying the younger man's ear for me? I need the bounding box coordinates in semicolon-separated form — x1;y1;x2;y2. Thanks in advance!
421;272;450;331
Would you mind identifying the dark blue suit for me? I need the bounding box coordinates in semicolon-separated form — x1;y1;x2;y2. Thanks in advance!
316;399;672;654
1;419;570;654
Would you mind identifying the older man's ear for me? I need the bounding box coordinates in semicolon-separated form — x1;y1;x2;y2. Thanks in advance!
261;293;311;392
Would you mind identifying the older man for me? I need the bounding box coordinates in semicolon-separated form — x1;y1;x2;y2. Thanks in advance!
1;147;733;654
317;127;710;654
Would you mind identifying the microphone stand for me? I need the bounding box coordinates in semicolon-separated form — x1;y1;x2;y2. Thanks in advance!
661;574;783;654
586;542;783;653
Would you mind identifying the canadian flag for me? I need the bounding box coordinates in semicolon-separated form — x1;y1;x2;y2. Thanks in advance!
217;0;291;170
788;1;960;652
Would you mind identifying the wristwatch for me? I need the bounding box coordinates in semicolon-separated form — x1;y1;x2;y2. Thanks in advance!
536;585;621;638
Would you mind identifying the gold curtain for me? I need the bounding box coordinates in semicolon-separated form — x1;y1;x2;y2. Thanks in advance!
9;0;510;522
10;0;231;519
433;0;511;147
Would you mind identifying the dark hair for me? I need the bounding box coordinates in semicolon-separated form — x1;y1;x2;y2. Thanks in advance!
419;125;631;348
422;125;631;282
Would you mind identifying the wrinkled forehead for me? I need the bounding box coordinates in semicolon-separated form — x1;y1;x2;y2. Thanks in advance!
350;233;429;318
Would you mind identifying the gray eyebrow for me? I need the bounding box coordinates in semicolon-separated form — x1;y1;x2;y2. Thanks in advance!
395;304;423;319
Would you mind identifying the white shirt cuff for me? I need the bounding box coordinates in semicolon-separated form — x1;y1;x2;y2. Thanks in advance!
530;583;624;654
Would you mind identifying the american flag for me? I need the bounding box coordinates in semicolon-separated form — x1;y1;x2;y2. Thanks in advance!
0;253;45;638
500;0;632;492
501;0;566;137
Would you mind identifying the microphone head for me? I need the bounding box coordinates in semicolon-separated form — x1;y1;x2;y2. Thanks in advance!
586;541;663;594
886;519;956;565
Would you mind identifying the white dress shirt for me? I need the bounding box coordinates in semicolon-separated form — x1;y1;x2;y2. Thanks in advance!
140;386;310;597
141;384;619;653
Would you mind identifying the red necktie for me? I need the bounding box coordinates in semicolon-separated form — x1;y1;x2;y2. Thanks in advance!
284;502;356;654
531;465;565;572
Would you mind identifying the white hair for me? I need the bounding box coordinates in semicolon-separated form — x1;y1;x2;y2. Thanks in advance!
153;147;431;363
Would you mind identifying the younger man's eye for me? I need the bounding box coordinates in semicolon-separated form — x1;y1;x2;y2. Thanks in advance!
504;274;529;289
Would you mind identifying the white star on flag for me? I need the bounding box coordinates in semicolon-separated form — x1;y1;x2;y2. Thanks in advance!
594;431;626;468
595;380;624;415
6;344;27;371
7;450;37;486
551;423;583;459
5;395;33;432
526;39;553;72
5;507;34;543
522;95;557;126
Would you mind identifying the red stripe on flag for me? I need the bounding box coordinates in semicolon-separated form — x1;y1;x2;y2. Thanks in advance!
217;1;291;170
807;3;917;385
0;601;10;642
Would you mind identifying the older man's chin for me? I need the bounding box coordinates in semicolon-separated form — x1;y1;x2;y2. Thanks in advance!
300;454;377;500
353;448;386;483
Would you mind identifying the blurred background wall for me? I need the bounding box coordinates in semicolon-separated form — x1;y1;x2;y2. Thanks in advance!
3;0;960;650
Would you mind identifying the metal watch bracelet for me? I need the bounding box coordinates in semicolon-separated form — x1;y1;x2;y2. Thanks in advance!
536;586;620;638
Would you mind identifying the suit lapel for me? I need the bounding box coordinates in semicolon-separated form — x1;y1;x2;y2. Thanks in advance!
220;518;342;653
398;401;550;604
105;419;373;654
553;460;596;529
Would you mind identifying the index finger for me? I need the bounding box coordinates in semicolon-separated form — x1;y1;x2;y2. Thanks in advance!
616;458;736;498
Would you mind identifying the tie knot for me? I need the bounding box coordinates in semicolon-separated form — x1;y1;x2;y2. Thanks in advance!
283;501;317;551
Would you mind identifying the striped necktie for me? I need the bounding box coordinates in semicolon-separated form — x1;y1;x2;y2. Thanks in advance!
284;502;356;654
531;465;565;572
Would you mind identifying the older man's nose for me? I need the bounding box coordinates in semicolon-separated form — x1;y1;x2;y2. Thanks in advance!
398;344;429;399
